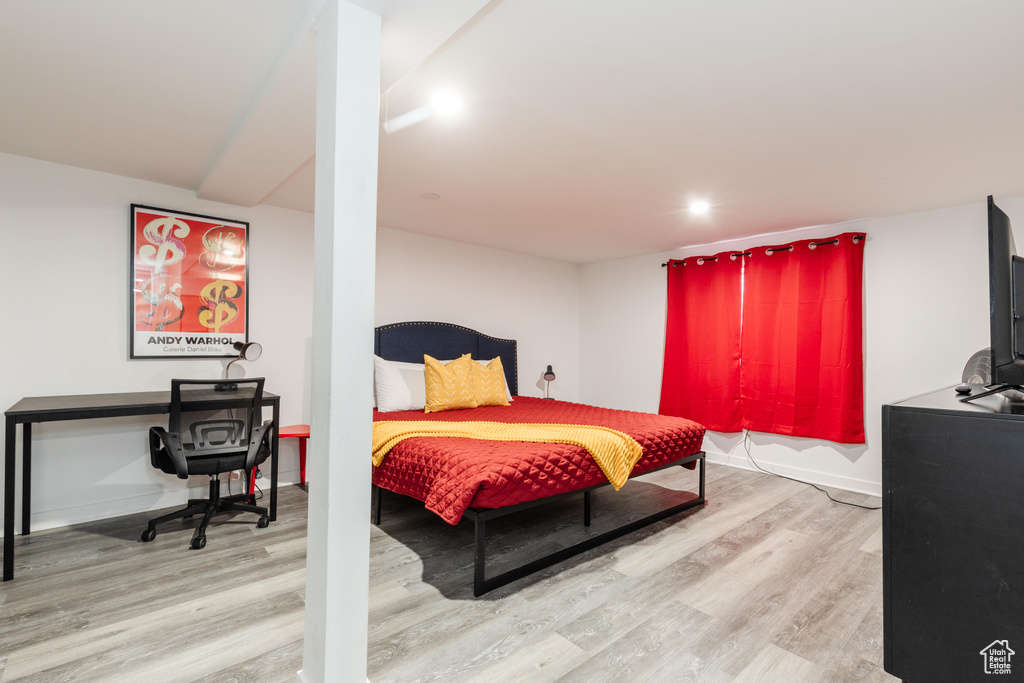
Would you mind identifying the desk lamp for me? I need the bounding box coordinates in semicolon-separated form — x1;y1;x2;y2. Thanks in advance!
543;365;556;399
217;341;262;391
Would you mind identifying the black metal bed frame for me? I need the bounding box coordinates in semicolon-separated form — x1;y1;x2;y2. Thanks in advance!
373;450;705;596
370;320;707;596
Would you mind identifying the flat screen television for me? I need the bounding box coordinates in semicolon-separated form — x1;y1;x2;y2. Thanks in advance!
969;196;1024;401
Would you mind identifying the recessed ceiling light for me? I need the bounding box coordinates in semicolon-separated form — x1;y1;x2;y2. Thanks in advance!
419;192;441;200
431;89;463;117
689;200;710;215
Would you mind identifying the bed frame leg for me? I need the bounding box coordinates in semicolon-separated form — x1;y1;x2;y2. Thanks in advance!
583;490;591;527
370;483;382;528
698;457;705;502
474;515;486;597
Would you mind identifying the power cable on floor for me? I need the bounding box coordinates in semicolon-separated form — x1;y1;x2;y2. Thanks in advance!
741;431;882;510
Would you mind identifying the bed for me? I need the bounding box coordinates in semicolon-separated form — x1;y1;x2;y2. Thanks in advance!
371;321;707;595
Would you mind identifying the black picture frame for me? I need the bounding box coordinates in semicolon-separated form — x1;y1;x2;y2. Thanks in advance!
129;204;250;359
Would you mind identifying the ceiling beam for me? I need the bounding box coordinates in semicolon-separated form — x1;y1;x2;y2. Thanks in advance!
200;0;496;210
195;0;326;206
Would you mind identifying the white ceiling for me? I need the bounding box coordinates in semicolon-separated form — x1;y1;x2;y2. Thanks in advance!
3;0;1024;264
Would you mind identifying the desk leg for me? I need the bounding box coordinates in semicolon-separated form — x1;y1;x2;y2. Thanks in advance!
271;401;279;522
22;423;30;536
4;417;16;581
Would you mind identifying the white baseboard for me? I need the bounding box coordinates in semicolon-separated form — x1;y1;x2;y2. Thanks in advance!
706;450;882;498
1;469;302;538
294;670;370;683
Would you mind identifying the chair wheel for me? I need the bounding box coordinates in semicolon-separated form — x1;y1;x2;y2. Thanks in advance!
191;536;207;550
257;515;270;529
141;528;156;542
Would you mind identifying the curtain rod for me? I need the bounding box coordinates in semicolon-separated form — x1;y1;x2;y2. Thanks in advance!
660;234;864;266
661;251;750;267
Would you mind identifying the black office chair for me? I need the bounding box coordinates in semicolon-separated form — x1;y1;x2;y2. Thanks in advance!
141;378;273;549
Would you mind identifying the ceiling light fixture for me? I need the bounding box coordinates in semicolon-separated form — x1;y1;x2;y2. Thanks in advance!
384;106;431;133
689;200;711;215
430;89;463;117
383;88;464;134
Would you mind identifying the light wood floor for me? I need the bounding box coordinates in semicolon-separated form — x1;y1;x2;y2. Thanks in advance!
0;484;309;683
0;464;897;682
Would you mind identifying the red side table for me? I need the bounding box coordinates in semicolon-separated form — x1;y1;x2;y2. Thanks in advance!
279;424;311;485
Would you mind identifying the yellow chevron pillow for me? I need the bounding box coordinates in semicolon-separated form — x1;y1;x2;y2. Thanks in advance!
472;357;511;407
424;354;479;413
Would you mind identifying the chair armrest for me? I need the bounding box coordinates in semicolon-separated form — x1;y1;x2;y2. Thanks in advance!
244;420;274;472
149;426;189;479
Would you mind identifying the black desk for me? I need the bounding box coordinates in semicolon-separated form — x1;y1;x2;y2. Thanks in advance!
4;389;280;581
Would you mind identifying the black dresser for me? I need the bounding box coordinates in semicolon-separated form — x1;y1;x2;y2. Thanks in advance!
883;386;1024;681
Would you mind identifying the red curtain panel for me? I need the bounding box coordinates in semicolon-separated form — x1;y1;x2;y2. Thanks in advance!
659;251;743;432
740;233;865;443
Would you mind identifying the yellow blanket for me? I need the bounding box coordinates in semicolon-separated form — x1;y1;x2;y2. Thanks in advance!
372;421;644;490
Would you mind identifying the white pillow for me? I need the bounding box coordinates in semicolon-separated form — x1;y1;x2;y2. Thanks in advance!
373;355;428;412
373;355;514;411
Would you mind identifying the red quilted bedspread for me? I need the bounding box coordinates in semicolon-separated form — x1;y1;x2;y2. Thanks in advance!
372;396;706;524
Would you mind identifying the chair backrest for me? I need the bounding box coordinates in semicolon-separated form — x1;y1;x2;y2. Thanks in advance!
169;378;265;456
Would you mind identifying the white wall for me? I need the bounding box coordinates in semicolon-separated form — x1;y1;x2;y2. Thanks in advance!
0;152;315;531
0;153;583;534
375;227;581;401
580;196;1024;496
10;146;1015;523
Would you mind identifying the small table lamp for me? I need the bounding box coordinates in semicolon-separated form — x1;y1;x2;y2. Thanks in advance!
543;365;556;399
217;341;263;390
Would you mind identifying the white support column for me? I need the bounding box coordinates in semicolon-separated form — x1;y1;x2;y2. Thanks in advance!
300;1;380;682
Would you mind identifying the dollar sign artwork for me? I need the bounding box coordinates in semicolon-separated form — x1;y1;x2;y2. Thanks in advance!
140;275;183;331
200;227;244;272
139;217;190;273
199;280;241;333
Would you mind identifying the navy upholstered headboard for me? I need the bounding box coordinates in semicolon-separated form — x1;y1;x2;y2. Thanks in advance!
373;321;518;396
